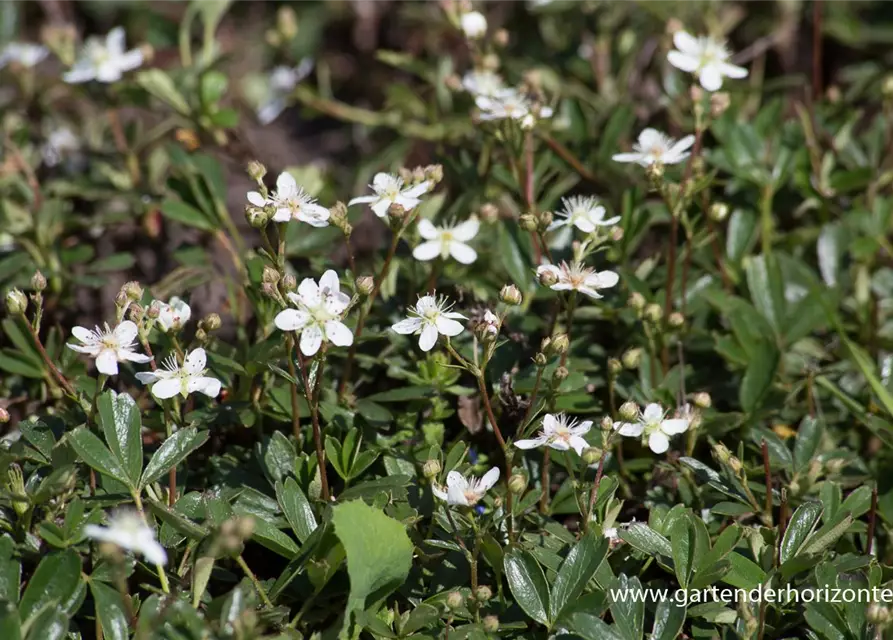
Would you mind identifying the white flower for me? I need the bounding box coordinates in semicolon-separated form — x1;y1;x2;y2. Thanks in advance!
603;527;619;541
41;127;81;167
461;70;508;97
274;270;353;357
64;27;143;84
247;172;329;227
476;91;552;125
667;30;748;92
537;262;619;299
413;217;479;264
0;42;49;69
613;402;689;454
548;196;620;234
460;11;488;39
515;413;593;455
257;59;313;125
135;349;221;400
348;173;431;218
67;321;152;376
612;128;695;167
84;510;167;566
154;297;191;333
392;294;466;352
432;467;500;506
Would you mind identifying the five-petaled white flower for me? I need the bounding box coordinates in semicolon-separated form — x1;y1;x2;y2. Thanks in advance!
248;172;330;227
667;30;748;92
136;349;221;400
257;59;313;125
392;294;466;352
432;467;500;506
348;173;431;218
0;42;49;69
67;320;152;376
537;262;619;300
154;297;191;333
274;270;353;357
64;27;143;84
476;92;553;123
84;510;167;566
549;196;620;234
612;128;695;167
514;413;593;455
613;402;689;454
461;70;508;97
460;11;488;39
413;218;479;264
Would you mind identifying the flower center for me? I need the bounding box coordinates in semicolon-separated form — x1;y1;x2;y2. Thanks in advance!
100;336;117;349
463;489;481;504
441;231;453;242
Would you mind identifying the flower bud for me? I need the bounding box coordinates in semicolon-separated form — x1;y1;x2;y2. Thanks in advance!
262;265;280;285
474;585;493;602
644;303;663;324
277;6;298;40
387;203;407;228
867;603;891;626
355;276;374;296
665;18;683;35
0;407;8;424
195;328;208;342
621;347;641;370
479;203;499;222
31;271;47;292
282;274;297;292
610;227;624;242
499;284;522;306
114;290;129;309
236;515;256;540
200;313;222;332
519;213;537;232
627;292;646;311
424;164;444;185
446;591;465;610
710;92;731;118
147;300;161;319
645;162;664;185
128;303;145;322
600;416;614;431
692;392;711;409
245;205;270;228
483;615;499;633
551;366;569;386
668;312;685;329
5;289;27;315
618;401;639;422
536;210;553;231
689;85;704;104
582;447;602;465
122;281;143;302
7;464;27;516
247;160;267;184
261;282;278;299
607;358;622;375
709;202;729;222
549;333;569;356
329;201;351;234
538;269;558;287
883;75;893;99
460;11;488;39
422;459;442;479
533;352;547;367
508;473;527;494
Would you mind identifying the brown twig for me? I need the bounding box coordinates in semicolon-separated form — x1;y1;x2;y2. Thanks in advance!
761;440;773;525
310;353;330;501
23;317;77;399
286;335;302;442
476;373;514;542
867;484;879;556
539;449;551;514
585;452;607;532
539;133;597;182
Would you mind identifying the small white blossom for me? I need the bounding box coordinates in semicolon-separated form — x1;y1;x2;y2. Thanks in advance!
41;126;81;167
392;294;466;352
67;321;152;376
413;218;479;264
0;42;49;69
514;413;592;455
612;128;695;167
613;402;689;454
257;59;313;125
548;196;620;234
480;310;500;337
460;11;488;39
247;172;329;227
84;510;167;566
537;262;619;300
274;270;353;357
154;297;191;333
348;172;430;218
667;31;748;92
64;27;143;84
135;349;221;400
432;467;500;506
476;91;552;124
461;70;509;97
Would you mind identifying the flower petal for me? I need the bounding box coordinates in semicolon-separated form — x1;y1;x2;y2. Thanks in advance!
672;31;701;55
402;181;431;199
188;376;221;398
451;218;480;242
325;321;354;347
96;350;119;376
276;171;297;197
275;309;311;332
479;467;500;491
612;152;645;164
643;403;663;422
661;418;689;435
319;270;340;295
615;422;645;437
719;62;748;79
435;316;465;337
569;435;589;456
412;240;442;262
300;325;323;356
114;321;138;344
151;377;182;399
392;317;422;335
667;50;700;73
542;413;558;434
418;323;439;351
699;64;724;91
514;437;546;450
648;431;670;454
448;242;477;265
71;326;95;343
417;218;439;240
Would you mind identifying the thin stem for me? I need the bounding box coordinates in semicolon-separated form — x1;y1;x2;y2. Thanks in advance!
286;335;302;442
521;365;545;427
310;353;330;501
538;133;597;182
539;449;551;514
236;554;273;608
761;440;773;526
20;315;78;400
585;452;607;533
559;293;577;368
867;484;879;556
132;494;170;594
475;372;514;543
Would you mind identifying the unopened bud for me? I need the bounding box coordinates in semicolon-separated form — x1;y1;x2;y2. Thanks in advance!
261;282;278;299
200;313;221;332
627;292;646;311
424;164;444;185
666;18;684;35
355;276;374;296
122;281;143;302
693;392;711;409
195;328;208;342
619;401;639;422
550;334;569;355
508;473;527;494
483;615;500;633
536;210;553;231
519;214;537;232
31;271;47;292
610;227;624;242
668;312;685;329
128;303;145;322
479;203;499;222
277;6;298;40
236;515;256;540
644;303;663;324
645;162;664;185
883;75;893;99
282;274;297;292
423;459;442;479
608;358;622;375
247;160;267;183
499;284;522;306
114;291;129;309
533;352;547;367
551;366;569;386
710;92;731;118
5;289;27;315
147;301;161;319
329;202;350;234
582;447;602;465
446;591;465;610
709;202;729;222
538;269;558;287
387;203;407;228
621;348;641;370
689;85;704;103
0;407;8;424
474;585;493;602
600;415;614;431
262;265;280;284
245;205;270;229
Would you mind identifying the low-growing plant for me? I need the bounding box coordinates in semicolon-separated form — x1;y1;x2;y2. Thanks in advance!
2;2;893;640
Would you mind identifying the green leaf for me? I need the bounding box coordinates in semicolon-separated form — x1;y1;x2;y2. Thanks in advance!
248;517;299;558
23;605;68;640
19;550;81;622
722;553;766;590
141;428;208;488
550;534;608;623
499;223;533;292
160;199;215;232
780;502;823;563
618;523;672;558
745;254;786;338
609;574;645;640
136;69;191;114
671;516;694;589
65;427;129;486
332;500;413;632
802;514;854;556
97;391;143;488
651;597;686;640
0;536;20;602
726;208;757;263
504;550;550;627
89;580;128;640
0;601;21;640
841;336;893;421
275;478;317;544
565;612;625;640
739;340;779;414
793;416;822;473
